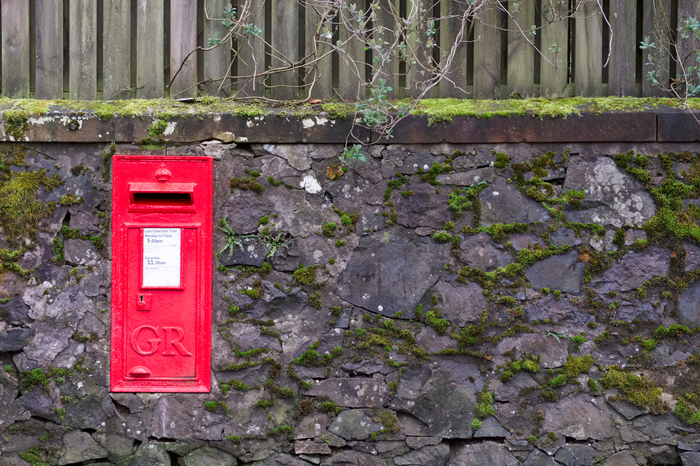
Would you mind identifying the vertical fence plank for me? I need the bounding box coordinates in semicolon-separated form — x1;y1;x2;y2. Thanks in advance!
507;0;535;98
36;2;63;99
539;0;568;98
203;0;230;96
575;1;603;97
642;0;671;97
304;0;334;100
338;1;366;101
404;0;434;98
439;1;469;98
69;0;97;100
136;0;164;98
1;0;30;98
373;0;401;99
236;0;266;97
103;0;131;100
608;0;636;96
473;4;501;99
677;0;700;97
270;0;299;100
170;0;197;98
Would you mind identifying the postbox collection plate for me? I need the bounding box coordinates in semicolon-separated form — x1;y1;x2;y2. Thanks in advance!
111;156;212;392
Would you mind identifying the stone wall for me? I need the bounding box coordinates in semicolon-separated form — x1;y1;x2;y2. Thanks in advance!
1;119;700;465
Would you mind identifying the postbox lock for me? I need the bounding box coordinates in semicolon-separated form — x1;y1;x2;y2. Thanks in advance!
136;294;151;311
155;164;172;182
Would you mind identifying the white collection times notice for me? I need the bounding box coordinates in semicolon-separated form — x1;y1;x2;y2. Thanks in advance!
143;228;181;287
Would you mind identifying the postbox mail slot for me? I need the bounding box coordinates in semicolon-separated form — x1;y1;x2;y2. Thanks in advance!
132;192;193;207
129;182;197;211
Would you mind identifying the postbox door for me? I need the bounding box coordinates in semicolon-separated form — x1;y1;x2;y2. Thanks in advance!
124;227;198;378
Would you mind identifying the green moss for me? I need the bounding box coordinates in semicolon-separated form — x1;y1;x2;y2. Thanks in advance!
588;378;599;393
319;401;343;416
268;425;293;439
561;354;595;379
231;177;264;193
432;231;453;243
0;161;62;243
474;389;495;419
674;398;700;427
292;264;324;288
494;152;510;169
471;418;483;431
322;222;337;237
307;291;323;309
418;162;451;185
425;309;450;335
335;240;346;247
600;366;668;414
413;97;681;124
501;354;541;382
57;193;84;206
540;389;558;402
654;324;693;339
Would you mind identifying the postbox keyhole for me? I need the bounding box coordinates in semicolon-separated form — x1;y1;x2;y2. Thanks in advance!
136;294;151;311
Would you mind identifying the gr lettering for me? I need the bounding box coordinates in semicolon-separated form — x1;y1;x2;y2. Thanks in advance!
130;325;193;357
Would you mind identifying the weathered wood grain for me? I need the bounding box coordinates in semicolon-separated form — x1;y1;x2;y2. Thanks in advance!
36;1;64;99
1;0;30;98
236;0;266;97
539;0;568;98
136;0;164;99
303;0;334;100
203;0;231;97
575;0;603;97
473;4;501;99
642;0;671;97
271;0;299;100
69;0;97;100
439;1;469;98
373;0;401;99
608;0;636;96
508;0;536;97
103;0;131;100
170;0;197;98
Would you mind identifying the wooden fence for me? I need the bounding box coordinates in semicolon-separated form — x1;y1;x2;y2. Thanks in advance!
1;0;699;101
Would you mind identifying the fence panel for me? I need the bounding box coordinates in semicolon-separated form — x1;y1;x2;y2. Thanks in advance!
136;0;164;99
642;0;670;97
236;0;266;97
439;1;469;98
202;0;230;97
609;0;637;96
677;0;700;96
0;2;691;101
575;1;603;97
507;0;536;98
270;0;300;100
36;2;64;99
1;0;30;99
373;0;401;100
103;0;131;100
473;5;501;99
539;0;568;98
69;0;97;100
170;0;198;98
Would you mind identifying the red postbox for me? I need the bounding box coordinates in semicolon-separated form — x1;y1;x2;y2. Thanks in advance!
111;155;212;392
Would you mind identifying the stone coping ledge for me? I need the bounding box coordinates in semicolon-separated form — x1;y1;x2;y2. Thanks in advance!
1;107;698;144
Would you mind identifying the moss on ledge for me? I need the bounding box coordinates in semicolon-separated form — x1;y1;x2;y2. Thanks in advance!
1;96;695;123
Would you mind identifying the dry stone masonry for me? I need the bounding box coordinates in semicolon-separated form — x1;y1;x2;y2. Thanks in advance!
0;119;700;465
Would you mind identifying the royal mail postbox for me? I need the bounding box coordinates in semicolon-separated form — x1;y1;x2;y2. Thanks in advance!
111;155;212;392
